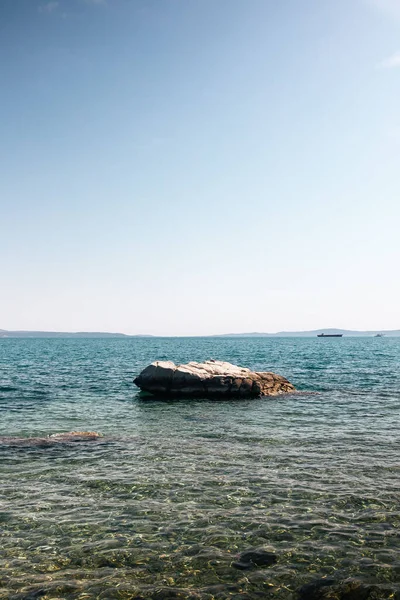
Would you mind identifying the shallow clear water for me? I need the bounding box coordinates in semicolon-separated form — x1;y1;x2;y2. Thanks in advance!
0;337;399;599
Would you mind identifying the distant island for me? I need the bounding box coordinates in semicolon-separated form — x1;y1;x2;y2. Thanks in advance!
212;328;400;337
1;328;399;338
0;330;153;339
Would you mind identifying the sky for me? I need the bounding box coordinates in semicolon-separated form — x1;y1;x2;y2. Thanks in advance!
1;0;399;335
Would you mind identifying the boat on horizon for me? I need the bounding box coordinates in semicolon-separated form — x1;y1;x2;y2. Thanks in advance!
317;333;343;338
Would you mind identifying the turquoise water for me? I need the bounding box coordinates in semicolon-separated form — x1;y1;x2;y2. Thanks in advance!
0;337;399;599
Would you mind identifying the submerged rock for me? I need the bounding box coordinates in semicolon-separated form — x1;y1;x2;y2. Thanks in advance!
233;548;278;570
0;431;102;446
49;431;102;441
297;579;398;600
297;578;338;600
134;360;295;399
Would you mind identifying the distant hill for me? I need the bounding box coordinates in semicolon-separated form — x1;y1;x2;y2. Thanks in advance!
214;329;400;337
0;330;153;338
1;328;399;338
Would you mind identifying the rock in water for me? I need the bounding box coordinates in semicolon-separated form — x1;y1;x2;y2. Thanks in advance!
134;360;295;399
233;548;278;570
296;579;381;600
0;432;103;446
49;431;102;441
297;578;337;599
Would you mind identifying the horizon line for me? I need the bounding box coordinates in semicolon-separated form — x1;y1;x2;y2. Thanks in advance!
1;327;399;337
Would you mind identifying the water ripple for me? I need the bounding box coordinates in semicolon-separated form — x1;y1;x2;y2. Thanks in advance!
0;337;400;598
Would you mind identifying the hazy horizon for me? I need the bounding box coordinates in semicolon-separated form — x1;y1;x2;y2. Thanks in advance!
1;0;399;336
1;326;399;337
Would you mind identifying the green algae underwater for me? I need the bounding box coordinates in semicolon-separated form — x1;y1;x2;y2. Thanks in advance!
0;337;399;599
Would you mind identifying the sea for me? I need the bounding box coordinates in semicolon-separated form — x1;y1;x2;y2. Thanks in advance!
0;337;399;600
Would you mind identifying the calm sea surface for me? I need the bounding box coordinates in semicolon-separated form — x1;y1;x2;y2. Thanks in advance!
0;337;399;599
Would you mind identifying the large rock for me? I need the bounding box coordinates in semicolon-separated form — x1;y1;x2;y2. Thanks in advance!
134;360;295;399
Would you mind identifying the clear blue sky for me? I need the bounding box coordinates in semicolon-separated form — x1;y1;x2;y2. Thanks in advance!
1;0;399;335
